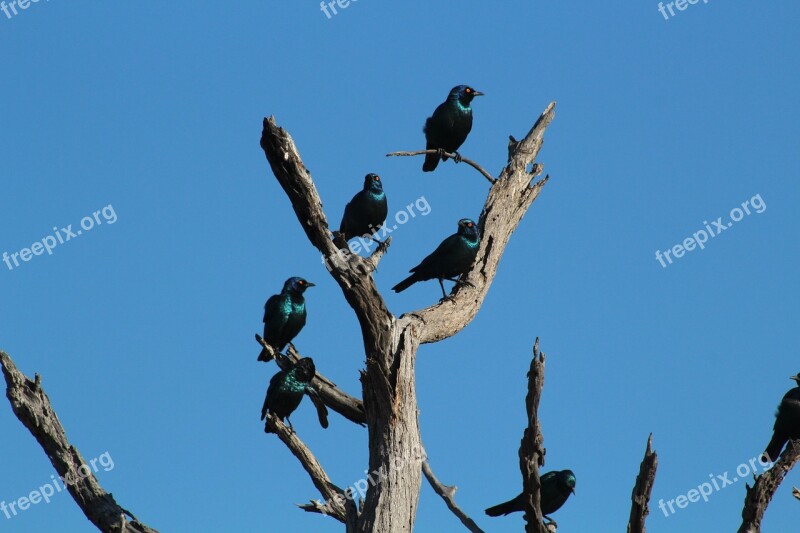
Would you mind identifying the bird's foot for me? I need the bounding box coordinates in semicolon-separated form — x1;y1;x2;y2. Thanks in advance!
436;147;446;159
544;516;558;529
453;151;463;163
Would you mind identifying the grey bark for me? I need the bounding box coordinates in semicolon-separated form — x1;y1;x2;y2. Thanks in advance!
627;434;658;533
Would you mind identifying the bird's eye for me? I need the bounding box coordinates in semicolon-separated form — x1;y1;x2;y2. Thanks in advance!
467;223;473;227
374;176;380;181
466;88;472;93
299;280;305;285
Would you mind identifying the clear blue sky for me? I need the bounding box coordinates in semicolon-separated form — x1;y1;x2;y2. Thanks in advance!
2;2;799;532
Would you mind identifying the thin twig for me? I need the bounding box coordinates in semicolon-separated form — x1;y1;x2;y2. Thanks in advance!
265;414;353;524
386;150;496;184
255;335;366;426
627;434;658;533
1;351;158;533
739;439;800;533
421;448;485;533
519;338;549;533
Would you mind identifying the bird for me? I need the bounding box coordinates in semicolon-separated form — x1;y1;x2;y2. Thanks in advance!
762;373;800;462
339;173;388;242
422;85;484;172
485;470;576;522
261;357;328;433
392;218;479;299
258;277;315;362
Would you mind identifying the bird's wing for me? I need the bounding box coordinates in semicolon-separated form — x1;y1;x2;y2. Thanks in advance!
263;294;283;323
306;386;329;429
540;471;556;484
411;234;459;274
261;371;285;420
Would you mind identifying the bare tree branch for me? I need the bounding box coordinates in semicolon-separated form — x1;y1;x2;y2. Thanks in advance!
1;351;158;533
738;440;800;533
404;103;556;345
519;338;549;533
627;434;658;533
421;448;485;533
265;413;356;525
256;335;366;425
385;150;496;184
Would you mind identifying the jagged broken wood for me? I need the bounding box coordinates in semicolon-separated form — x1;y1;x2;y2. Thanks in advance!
519;338;549;533
385;150;496;184
627;434;658;533
1;351;158;533
738;439;800;533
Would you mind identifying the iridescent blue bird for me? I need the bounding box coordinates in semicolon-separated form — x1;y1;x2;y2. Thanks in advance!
261;357;328;433
422;85;484;172
763;373;800;463
485;470;576;522
391;218;480;298
339;173;388;242
257;277;314;362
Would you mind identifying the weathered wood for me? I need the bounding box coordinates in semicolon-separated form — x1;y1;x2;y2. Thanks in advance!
627;434;658;533
1;352;158;533
519;338;549;533
738;440;800;533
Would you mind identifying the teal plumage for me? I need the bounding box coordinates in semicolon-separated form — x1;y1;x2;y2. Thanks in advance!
339;173;388;241
261;357;328;432
391;218;480;298
258;277;314;362
485;470;576;519
423;85;484;172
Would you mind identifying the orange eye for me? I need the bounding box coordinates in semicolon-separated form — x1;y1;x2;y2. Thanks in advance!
374;176;380;181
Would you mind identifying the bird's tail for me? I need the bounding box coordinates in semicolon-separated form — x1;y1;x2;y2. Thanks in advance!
392;274;419;293
763;434;786;464
422;152;439;172
485;497;519;517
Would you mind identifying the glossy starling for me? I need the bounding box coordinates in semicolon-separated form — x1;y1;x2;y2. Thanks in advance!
392;218;479;298
258;277;314;362
339;173;388;242
422;85;483;172
485;470;576;520
763;373;800;462
261;357;328;432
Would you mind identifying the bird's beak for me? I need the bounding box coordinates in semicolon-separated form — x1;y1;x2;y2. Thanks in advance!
306;282;316;288
473;91;485;97
571;488;576;495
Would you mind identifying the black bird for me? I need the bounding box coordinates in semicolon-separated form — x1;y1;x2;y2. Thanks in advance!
485;470;576;521
763;373;800;462
339;173;388;242
392;218;479;298
422;85;484;172
261;357;328;433
258;277;314;362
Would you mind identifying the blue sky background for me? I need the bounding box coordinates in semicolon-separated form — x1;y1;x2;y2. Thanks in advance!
1;1;799;532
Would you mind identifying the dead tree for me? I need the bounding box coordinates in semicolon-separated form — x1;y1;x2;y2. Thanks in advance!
255;102;555;532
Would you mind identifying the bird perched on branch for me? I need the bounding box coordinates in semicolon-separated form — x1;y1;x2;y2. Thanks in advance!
261;357;328;433
485;470;576;522
258;277;314;362
391;218;479;299
339;173;388;242
422;85;484;172
762;373;800;463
